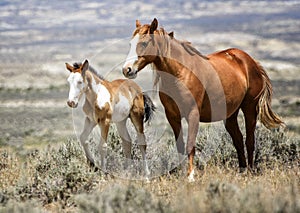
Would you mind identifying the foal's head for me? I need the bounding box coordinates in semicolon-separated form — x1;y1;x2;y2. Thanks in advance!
122;18;173;79
66;60;89;108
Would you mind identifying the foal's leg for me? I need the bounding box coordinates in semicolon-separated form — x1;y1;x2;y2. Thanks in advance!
98;119;110;171
116;119;132;159
242;104;258;170
130;111;150;177
223;110;247;172
80;117;96;166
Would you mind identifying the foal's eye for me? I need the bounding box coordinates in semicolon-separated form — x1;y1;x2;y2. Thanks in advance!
78;81;82;84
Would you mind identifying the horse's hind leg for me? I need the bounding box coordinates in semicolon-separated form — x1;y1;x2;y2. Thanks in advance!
223;110;247;172
241;103;258;169
80;117;96;167
116;119;132;160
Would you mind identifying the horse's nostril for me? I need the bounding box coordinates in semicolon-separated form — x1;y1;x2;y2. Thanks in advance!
127;67;132;73
67;100;75;108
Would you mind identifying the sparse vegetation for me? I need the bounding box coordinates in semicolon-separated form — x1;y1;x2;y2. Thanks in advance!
1;0;299;212
0;124;298;212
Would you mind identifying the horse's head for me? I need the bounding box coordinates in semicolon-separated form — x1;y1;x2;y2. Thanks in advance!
65;60;89;108
122;18;173;79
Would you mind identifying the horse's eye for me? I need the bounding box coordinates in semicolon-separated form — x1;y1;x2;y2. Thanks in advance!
141;42;148;48
78;81;83;84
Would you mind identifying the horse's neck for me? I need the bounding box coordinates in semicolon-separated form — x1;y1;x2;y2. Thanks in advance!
154;40;212;83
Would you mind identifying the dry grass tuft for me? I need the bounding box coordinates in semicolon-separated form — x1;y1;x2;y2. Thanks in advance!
0;126;299;212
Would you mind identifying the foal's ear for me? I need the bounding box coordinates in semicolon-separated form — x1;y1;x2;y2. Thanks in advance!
81;59;89;79
136;20;141;28
150;18;158;34
65;63;74;72
168;31;174;39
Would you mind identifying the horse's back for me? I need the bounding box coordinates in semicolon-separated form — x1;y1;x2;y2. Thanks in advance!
205;48;265;116
111;79;141;91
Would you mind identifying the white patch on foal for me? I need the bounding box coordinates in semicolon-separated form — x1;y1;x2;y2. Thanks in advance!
95;84;111;110
112;93;131;122
89;74;111;110
123;34;140;69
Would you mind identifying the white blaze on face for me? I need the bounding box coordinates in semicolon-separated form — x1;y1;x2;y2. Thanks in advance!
67;72;84;104
123;34;140;69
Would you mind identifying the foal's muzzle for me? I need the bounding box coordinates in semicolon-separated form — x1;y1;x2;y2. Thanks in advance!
122;66;137;79
67;100;78;108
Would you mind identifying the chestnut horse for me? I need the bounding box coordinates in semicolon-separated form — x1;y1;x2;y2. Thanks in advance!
122;18;284;181
66;60;155;175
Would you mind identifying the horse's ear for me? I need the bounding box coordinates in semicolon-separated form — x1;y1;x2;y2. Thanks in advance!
65;63;74;72
150;18;158;34
136;20;141;28
81;59;89;78
168;31;174;39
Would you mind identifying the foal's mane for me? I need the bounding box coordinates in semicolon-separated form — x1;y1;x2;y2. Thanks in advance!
73;62;105;80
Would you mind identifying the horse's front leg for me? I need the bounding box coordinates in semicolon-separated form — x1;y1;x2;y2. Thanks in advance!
186;108;200;182
160;92;185;166
80;117;96;167
98;119;110;172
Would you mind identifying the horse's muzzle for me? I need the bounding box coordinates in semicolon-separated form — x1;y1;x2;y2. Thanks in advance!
122;66;137;79
67;100;78;108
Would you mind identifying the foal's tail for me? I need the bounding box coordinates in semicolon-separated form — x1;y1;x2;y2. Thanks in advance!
143;93;156;123
256;63;285;129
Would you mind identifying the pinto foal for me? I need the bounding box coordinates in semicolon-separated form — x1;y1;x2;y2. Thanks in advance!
66;60;155;175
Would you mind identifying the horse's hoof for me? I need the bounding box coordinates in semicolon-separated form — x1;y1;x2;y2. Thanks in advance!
187;169;195;182
239;167;247;174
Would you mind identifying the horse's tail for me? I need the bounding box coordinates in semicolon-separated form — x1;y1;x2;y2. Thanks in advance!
256;63;285;129
143;93;156;123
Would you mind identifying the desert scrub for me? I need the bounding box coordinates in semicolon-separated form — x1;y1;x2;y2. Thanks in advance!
0;139;102;209
173;179;299;213
0;199;44;213
75;184;171;213
195;123;299;171
0;123;299;212
0;150;20;190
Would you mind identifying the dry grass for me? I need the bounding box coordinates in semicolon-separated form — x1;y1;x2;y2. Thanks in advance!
0;126;299;213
